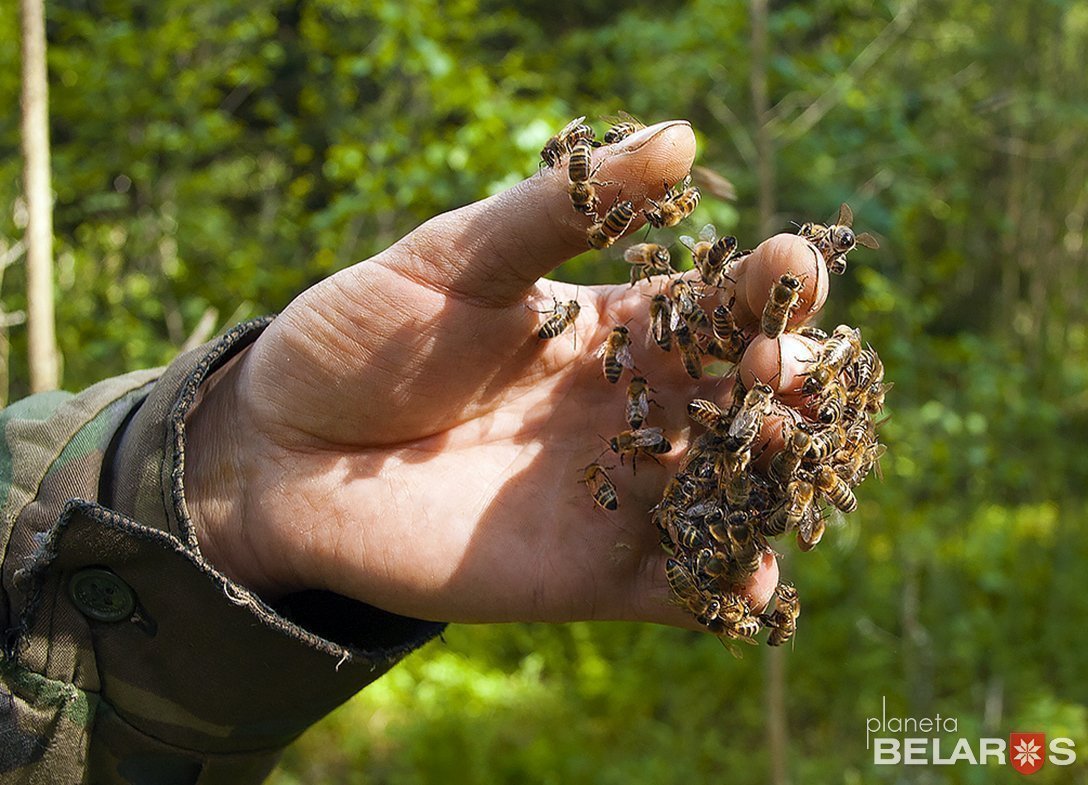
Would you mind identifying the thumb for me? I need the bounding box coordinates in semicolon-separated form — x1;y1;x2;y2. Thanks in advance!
375;120;697;305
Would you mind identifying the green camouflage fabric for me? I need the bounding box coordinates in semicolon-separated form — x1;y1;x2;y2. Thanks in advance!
0;319;445;784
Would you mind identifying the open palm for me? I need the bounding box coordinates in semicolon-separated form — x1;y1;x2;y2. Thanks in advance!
187;122;789;628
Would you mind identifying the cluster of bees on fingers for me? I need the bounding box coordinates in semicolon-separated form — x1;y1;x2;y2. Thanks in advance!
534;114;888;655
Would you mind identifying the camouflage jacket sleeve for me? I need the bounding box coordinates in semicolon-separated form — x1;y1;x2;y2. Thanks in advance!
0;318;446;784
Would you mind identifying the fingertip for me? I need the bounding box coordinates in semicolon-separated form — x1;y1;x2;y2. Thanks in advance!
732;234;828;328
738;333;821;399
742;551;779;613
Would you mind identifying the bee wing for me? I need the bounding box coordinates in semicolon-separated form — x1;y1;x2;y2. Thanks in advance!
856;231;880;249
632;427;664;446
678;235;696;252
837;202;853;226
616;340;635;370
691;165;737;201
624;244;647;263
559;115;588;136
699;223;717;242
602;110;645;126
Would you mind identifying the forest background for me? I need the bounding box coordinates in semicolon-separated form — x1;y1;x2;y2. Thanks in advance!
3;1;1088;783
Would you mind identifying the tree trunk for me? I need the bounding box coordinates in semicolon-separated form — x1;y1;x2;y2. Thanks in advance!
751;2;788;784
20;0;59;392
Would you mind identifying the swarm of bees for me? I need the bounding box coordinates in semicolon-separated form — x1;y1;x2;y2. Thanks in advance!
535;114;886;654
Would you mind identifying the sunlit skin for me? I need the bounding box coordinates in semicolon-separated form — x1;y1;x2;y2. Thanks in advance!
185;121;825;632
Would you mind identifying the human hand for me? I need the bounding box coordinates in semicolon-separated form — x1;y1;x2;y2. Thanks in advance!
185;121;826;629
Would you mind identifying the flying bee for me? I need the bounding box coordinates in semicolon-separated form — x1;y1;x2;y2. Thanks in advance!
580;463;618;511
687;399;729;434
815;465;858;513
602;111;645;144
648;294;673;352
644;177;701;228
598;325;635;383
625;376;657;429
681;224;738;288
726;383;775;454
608;427;672;472
534;298;581;341
587;199;635;249
566;139;611;216
673;321;703;379
802;324;863;395
540;115;595;169
815;379;848;424
760;273;804;339
770;428;812;486
624;243;673;285
799;203;879;274
805;423;846;462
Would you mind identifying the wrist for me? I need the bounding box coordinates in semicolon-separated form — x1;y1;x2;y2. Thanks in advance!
184;348;292;599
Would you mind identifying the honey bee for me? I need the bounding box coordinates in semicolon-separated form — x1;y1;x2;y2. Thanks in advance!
540;116;596;169
763;583;800;647
726;518;763;582
623;243;673;285
665;558;703;608
770;428;812;486
797;325;829;341
674;321;703;379
598;325;635;383
706;304;746;364
608;427;672;471
602;111;646;144
625;376;656;429
718;445;750;488
799;203;879;274
580;463;618;511
648;294;673;352
667;278;705;331
796;505;826;552
849;345;881;392
783;479;816;530
760;273;804;339
687;399;729;434
814;464;858;513
644;177;701;229
681;224;738;288
725;383;775;454
587;199;636;249
566;139;611;216
725;466;752;507
802;325;863;395
815;379;848;424
727;612;763;642
534;298;581;340
866;381;890;414
804;423;846;462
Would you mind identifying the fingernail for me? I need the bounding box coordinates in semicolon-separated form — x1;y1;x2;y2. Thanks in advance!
612;119;693;154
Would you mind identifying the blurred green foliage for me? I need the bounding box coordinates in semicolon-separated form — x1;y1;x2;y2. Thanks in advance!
2;0;1087;782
